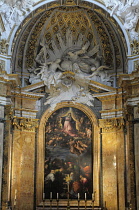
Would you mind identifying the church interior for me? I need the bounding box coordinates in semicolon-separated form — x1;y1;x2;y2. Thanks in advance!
0;0;139;209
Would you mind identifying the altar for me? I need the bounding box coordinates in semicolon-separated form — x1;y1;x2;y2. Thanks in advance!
0;0;138;209
36;199;103;210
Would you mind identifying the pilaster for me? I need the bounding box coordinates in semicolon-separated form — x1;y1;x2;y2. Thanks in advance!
11;117;39;210
125;106;136;209
99;118;125;210
2;105;13;210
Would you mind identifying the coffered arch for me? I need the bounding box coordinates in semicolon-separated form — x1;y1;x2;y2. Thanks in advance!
11;0;128;87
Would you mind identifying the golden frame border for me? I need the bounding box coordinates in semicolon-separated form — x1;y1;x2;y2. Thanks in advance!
36;101;100;207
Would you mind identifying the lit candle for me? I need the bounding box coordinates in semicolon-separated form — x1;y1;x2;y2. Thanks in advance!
78;193;80;200
50;192;52;199
15;189;17;199
92;193;94;201
14;189;17;206
14;199;16;206
57;193;59;200
43;193;45;200
85;193;86;200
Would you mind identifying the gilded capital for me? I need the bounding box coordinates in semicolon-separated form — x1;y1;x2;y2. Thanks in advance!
13;117;39;131
99;117;125;131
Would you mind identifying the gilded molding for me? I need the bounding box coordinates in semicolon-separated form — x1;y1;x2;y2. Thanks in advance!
100;108;123;113
0;39;9;55
99;117;125;131
11;92;43;99
64;0;76;6
36;101;100;206
130;40;139;55
14;108;38;113
12;117;39;131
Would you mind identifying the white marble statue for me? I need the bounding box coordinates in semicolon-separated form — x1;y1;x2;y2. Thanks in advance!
0;0;35;32
37;64;49;85
104;0;124;16
28;69;42;84
45;59;64;88
0;0;12;27
35;59;64;87
29;29;112;110
104;0;139;40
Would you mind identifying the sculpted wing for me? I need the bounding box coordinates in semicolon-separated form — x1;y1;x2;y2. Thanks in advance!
87;45;100;57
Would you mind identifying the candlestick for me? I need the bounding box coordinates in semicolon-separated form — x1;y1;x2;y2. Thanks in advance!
85;193;86;200
92;193;94;210
15;189;17;200
14;199;16;206
57;193;59;210
43;193;45;210
50;199;52;210
43;193;45;200
78;193;80;200
78;193;80;210
50;192;52;199
92;193;94;201
14;189;17;206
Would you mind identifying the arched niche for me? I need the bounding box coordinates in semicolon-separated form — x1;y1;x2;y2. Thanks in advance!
11;1;128;86
36;101;100;207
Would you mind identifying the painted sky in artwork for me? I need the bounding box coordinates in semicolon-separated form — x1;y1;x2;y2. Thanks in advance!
44;107;93;199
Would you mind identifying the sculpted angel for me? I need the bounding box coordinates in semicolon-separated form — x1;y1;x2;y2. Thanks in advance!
104;0;124;16
37;59;64;87
63;42;100;73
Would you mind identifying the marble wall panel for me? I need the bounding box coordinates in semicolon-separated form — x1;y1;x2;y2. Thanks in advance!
12;130;36;210
102;131;117;210
116;130;125;209
22;98;36;110
102;128;125;210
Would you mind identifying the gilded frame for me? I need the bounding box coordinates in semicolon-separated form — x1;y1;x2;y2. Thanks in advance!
36;101;100;207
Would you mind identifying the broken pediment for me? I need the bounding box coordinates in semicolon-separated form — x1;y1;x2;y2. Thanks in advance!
21;72;116;111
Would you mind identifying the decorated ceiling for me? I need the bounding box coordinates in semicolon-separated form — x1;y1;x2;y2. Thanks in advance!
12;2;127;81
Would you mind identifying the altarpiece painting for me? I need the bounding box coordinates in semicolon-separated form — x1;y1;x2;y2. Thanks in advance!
44;107;93;200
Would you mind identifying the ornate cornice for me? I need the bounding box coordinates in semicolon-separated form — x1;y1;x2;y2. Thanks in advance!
99;117;125;132
118;67;139;87
12;117;39;131
0;72;20;87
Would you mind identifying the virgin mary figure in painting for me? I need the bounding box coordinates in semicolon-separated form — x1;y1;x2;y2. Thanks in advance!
61;113;78;137
44;107;93;199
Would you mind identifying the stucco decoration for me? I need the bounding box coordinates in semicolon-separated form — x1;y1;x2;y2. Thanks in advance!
104;0;139;39
0;0;139;40
0;0;35;36
28;29;111;110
